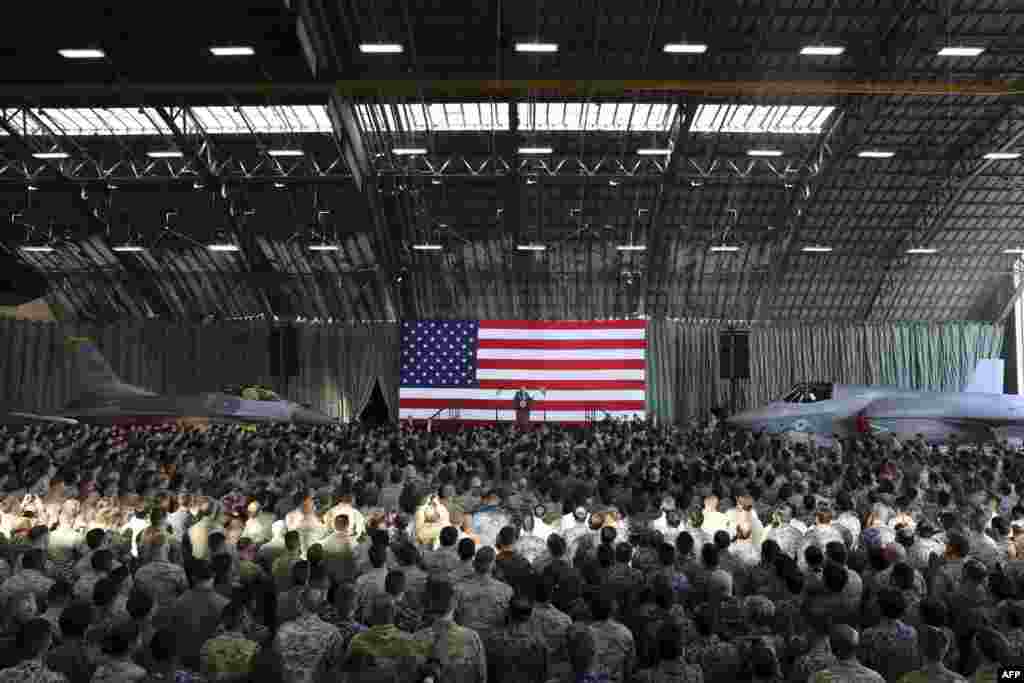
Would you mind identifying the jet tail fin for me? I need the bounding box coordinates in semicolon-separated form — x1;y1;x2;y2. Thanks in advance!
965;358;1005;394
65;336;137;397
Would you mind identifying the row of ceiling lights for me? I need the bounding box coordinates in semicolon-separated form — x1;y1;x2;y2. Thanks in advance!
59;42;989;60
58;46;257;59
356;41;989;58
21;241;1024;256
390;146;1021;161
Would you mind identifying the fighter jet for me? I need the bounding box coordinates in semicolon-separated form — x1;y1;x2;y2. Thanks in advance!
727;359;1022;442
3;337;337;428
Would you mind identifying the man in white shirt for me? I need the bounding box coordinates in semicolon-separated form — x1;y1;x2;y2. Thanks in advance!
701;495;730;535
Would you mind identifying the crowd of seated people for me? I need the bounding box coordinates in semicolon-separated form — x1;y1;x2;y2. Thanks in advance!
0;418;1023;682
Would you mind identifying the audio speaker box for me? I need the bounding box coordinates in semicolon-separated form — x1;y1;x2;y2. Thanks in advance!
269;325;299;377
719;330;751;380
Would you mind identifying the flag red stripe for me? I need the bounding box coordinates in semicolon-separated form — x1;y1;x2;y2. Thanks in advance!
403;419;603;428
477;359;645;370
477;339;646;350
477;379;645;390
479;320;646;330
399;399;646;411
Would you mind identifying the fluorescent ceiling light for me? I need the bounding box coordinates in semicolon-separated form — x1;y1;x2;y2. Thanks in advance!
147;150;183;159
209;46;255;56
801;245;833;253
747;149;784;157
112;245;146;253
392;147;427;155
412;244;444;251
267;149;304;157
616;245;647;251
21;245;55;253
518;146;553;154
27;185;39;192
858;150;896;158
273;182;286;189
516;244;547;251
800;45;845;56
637;148;672;155
58;48;105;59
307;244;340;252
359;43;403;54
32;152;69;160
663;43;708;54
906;247;938;254
710;245;741;252
1003;248;1024;254
938;46;985;57
515;42;558;53
692;104;835;135
207;244;240;252
985;152;1021;160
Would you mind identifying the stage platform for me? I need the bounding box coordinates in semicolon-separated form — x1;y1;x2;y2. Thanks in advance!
402;419;601;432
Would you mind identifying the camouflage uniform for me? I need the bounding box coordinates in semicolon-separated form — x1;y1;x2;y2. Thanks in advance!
72;571;103;604
590;619;636;683
199;630;261;680
485;623;550;683
791;637;838;683
0;659;69;683
273;613;345;683
411;618;488;683
345;624;423;682
134;560;188;610
454;574;514;640
682;634;740;683
0;568;55;610
527;602;573;670
859;620;921;683
634;658;704;683
896;665;968;683
89;659;149;683
46;638;99;683
422;547;462;576
810;660;887;683
353;567;389;623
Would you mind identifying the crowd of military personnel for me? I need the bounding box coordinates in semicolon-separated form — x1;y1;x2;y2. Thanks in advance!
0;418;1023;682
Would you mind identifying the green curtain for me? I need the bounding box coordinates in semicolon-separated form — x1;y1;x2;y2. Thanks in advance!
0;319;400;421
648;320;1005;424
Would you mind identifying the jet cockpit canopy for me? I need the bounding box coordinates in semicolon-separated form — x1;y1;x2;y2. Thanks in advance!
779;382;833;404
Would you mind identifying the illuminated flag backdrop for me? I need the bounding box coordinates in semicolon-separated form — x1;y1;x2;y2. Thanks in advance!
398;319;646;424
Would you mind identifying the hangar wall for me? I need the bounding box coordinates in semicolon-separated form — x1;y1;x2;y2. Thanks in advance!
0;319;1004;425
643;320;1003;424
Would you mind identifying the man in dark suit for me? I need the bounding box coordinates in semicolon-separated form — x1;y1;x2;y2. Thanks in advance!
513;387;533;428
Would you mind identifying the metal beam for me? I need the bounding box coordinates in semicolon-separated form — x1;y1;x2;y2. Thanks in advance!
644;100;695;318
295;0;402;320
864;103;1024;321
749;101;869;320
0;77;1016;104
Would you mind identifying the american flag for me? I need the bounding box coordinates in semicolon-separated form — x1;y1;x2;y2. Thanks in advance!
399;319;646;424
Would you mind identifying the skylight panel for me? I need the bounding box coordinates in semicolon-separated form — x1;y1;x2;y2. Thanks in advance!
1;106;332;137
517;102;677;132
34;108;170;136
355;103;508;132
691;104;836;135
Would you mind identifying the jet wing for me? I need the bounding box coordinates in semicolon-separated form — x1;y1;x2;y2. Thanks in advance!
859;395;1021;441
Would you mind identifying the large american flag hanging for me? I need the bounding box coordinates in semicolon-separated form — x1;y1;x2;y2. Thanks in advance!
399;319;646;424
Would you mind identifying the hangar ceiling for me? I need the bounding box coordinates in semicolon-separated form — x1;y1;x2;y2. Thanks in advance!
0;0;1021;323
